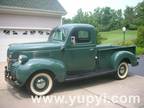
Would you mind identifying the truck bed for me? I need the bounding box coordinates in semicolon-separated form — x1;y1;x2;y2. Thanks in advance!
96;45;136;54
95;45;136;69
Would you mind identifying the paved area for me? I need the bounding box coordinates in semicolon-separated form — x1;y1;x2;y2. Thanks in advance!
129;56;144;76
0;36;144;108
0;61;144;108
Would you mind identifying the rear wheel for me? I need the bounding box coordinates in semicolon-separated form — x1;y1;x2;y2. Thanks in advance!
27;72;54;96
115;62;128;80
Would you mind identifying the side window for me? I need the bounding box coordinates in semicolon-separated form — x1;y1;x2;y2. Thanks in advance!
76;30;90;43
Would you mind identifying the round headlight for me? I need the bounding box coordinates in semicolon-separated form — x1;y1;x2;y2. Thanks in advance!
18;55;28;64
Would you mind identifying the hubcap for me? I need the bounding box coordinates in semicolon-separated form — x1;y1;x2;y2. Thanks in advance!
30;73;53;96
34;76;48;91
117;62;128;79
36;78;46;89
119;65;126;75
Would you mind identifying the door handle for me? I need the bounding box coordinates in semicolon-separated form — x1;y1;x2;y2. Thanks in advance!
89;48;94;51
95;56;98;59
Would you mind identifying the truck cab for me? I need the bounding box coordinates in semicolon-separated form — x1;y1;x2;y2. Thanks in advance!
58;24;97;73
5;24;138;96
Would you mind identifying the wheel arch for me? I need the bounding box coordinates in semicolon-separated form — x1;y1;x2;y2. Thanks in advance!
25;69;56;86
16;58;67;86
120;58;131;64
111;51;136;70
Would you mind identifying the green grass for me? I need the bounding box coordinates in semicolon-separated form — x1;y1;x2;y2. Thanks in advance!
100;29;144;55
100;29;137;44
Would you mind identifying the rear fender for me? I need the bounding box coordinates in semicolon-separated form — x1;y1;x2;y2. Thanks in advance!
111;51;137;70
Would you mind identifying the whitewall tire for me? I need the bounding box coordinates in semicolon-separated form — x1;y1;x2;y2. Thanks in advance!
115;62;128;80
27;72;54;96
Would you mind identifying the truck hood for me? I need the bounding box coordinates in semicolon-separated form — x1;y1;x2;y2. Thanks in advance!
8;41;64;51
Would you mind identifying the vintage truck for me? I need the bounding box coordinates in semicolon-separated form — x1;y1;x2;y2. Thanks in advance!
5;24;138;96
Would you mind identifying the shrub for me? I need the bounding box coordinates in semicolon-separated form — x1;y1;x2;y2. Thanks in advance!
136;47;144;55
136;26;144;47
128;24;137;30
96;29;102;44
118;40;135;46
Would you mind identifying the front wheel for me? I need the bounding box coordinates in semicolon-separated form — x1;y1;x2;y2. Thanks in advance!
27;72;54;96
115;62;129;80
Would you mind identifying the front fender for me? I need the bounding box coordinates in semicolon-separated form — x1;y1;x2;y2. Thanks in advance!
111;51;138;70
16;58;67;86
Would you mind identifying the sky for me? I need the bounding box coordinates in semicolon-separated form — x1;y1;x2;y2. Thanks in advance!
58;0;143;18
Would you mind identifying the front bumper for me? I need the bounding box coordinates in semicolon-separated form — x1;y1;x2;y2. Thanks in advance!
5;66;20;87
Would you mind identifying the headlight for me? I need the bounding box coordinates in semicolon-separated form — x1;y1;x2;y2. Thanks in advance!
18;55;28;64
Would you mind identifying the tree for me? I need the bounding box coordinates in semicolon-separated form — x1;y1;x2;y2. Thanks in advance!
135;0;144;26
62;17;72;24
113;9;123;29
62;7;123;31
123;6;137;30
93;7;123;31
100;7;113;31
72;9;85;23
136;26;144;47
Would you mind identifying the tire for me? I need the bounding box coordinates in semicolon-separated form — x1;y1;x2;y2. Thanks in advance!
27;72;54;96
115;62;129;80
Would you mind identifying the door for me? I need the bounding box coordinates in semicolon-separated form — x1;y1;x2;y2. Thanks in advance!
64;28;96;74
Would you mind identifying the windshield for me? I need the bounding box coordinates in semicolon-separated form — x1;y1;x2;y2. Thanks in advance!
48;27;68;42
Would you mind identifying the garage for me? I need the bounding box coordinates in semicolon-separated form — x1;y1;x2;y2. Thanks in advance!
0;0;66;37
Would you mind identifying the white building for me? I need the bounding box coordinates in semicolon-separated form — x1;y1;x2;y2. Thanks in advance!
0;0;66;37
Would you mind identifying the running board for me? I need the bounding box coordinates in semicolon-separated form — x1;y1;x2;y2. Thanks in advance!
65;70;114;81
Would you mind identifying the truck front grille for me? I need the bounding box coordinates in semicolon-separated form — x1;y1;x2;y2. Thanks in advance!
7;58;17;67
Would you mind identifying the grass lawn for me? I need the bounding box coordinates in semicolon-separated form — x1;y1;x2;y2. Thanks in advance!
100;29;137;44
100;29;144;55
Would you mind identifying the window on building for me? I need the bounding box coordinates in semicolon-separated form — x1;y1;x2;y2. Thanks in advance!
23;31;28;35
30;30;36;35
38;31;43;35
3;30;10;35
46;31;50;35
13;31;18;35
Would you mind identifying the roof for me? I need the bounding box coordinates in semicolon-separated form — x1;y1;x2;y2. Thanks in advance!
0;0;66;15
62;23;95;30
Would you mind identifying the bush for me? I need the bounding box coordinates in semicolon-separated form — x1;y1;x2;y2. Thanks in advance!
136;47;144;55
96;29;102;44
136;26;144;47
128;24;137;30
118;40;135;46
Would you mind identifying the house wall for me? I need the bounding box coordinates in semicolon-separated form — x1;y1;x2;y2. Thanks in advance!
0;13;62;37
0;13;62;28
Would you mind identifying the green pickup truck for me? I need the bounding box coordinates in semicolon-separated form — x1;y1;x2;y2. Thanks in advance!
5;24;138;96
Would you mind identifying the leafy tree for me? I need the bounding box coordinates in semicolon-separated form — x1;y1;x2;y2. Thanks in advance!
62;17;72;24
93;7;123;31
72;9;84;23
123;6;137;30
100;7;114;31
113;9;123;29
136;26;144;47
135;0;144;26
63;7;123;31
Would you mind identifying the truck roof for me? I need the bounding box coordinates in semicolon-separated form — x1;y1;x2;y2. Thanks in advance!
62;23;95;30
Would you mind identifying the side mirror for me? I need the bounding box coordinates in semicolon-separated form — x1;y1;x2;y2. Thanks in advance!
71;36;76;46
